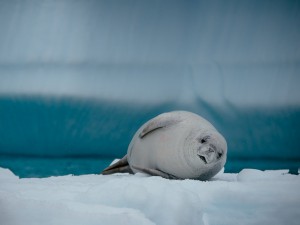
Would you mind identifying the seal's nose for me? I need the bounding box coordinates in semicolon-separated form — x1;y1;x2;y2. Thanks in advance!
197;145;216;164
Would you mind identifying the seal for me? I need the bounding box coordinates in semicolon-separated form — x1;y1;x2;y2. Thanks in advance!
101;111;227;180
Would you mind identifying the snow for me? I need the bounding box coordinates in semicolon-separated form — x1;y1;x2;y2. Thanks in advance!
1;167;300;225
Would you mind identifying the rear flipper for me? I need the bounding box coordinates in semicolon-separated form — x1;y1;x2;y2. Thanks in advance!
132;165;180;180
101;155;133;175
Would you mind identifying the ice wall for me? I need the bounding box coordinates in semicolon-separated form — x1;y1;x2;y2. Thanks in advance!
0;0;300;163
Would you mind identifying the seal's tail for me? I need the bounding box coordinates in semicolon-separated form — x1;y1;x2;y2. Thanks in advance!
101;155;133;175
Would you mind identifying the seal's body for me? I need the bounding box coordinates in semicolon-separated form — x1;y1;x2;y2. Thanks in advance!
101;111;227;180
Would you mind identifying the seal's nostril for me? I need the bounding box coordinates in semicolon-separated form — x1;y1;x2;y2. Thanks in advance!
209;144;217;151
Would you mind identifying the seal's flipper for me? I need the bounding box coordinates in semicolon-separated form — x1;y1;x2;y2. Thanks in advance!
132;165;179;179
101;155;133;175
139;114;182;138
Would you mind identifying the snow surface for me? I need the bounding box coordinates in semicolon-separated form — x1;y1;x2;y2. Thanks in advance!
1;166;300;225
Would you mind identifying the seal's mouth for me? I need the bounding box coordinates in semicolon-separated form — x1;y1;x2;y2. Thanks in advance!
198;155;207;164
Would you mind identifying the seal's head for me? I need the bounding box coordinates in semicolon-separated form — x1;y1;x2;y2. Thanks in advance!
196;130;226;165
184;129;227;180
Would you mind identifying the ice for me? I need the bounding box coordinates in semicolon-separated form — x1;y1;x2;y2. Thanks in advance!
1;166;300;225
0;168;18;180
237;168;291;182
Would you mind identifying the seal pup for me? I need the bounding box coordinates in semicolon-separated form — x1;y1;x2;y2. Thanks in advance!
101;111;227;180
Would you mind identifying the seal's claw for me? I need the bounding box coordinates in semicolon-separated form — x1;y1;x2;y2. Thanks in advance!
101;155;133;175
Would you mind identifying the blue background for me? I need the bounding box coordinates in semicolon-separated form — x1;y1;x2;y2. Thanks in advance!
0;0;299;177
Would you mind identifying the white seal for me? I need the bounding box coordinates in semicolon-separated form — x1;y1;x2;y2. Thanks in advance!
101;111;227;180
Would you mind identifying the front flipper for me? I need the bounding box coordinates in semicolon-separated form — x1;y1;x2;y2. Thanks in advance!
132;165;180;180
101;155;133;175
139;113;182;138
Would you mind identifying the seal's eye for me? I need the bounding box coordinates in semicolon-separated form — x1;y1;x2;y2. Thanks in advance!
217;152;222;159
200;136;210;144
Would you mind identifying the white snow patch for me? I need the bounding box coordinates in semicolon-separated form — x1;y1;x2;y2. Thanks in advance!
109;158;120;166
0;168;19;180
1;167;300;225
237;168;290;182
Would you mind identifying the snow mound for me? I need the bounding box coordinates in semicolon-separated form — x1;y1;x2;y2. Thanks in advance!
0;168;19;180
1;167;300;225
237;169;291;182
